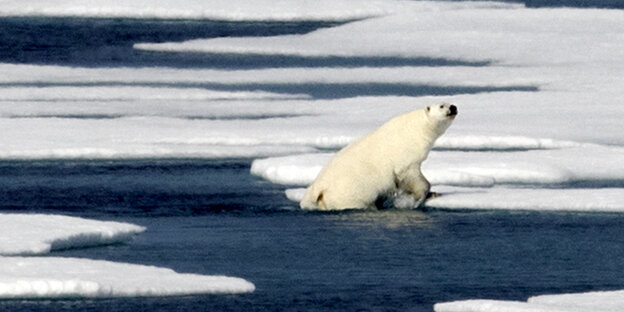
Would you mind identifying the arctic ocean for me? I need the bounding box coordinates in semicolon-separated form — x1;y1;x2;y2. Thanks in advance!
1;1;624;311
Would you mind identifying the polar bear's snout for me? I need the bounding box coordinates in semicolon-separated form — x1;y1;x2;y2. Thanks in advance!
448;104;458;117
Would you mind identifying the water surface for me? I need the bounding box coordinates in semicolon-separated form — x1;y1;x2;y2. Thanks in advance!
2;160;624;311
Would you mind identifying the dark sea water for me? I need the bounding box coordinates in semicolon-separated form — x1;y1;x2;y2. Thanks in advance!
1;2;623;311
2;160;624;312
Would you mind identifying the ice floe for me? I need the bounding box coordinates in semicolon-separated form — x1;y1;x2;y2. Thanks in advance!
0;257;255;298
426;187;624;212
251;153;331;186
0;213;255;298
283;186;624;213
529;290;624;311
256;140;624;212
434;299;591;312
0;0;406;21
0;213;144;256
435;289;624;312
252;142;624;187
134;3;624;66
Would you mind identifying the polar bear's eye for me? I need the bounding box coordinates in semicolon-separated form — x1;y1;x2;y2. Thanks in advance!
439;105;444;109
426;106;430;112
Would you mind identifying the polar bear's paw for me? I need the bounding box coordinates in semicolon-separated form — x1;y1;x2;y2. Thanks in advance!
426;192;442;199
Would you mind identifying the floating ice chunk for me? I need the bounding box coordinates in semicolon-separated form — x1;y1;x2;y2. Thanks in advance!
285;188;306;203
425;157;577;186
434;289;624;312
251;154;331;186
427;144;624;186
251;142;624;188
434;299;599;312
0;257;254;298
0;214;145;256
0;0;408;21
264;140;624;212
426;187;624;213
529;290;624;311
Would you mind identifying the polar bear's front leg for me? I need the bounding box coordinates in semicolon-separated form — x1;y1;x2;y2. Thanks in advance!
395;165;431;208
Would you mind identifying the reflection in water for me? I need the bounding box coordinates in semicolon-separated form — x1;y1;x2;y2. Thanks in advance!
321;209;434;230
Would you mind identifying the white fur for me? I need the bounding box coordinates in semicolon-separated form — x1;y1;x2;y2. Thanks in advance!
300;103;457;210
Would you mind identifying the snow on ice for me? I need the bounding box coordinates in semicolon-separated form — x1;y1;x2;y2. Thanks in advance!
0;214;144;256
0;257;255;298
133;3;623;65
0;0;403;21
435;288;624;312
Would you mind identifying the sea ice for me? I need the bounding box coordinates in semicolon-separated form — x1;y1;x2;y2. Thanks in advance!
251;153;332;186
0;214;255;298
434;299;603;312
284;187;624;213
260;141;624;212
0;257;255;298
0;1;621;157
251;143;624;188
134;3;624;65
0;213;145;256
0;0;406;21
529;290;624;311
426;187;624;212
1;0;623;304
434;289;624;312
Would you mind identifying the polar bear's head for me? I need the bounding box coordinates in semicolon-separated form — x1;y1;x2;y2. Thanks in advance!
425;103;457;135
426;103;457;121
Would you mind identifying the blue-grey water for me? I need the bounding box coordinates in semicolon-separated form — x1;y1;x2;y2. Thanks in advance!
2;159;624;312
1;2;624;311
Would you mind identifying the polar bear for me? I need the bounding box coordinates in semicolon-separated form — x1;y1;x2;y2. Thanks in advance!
300;103;457;210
